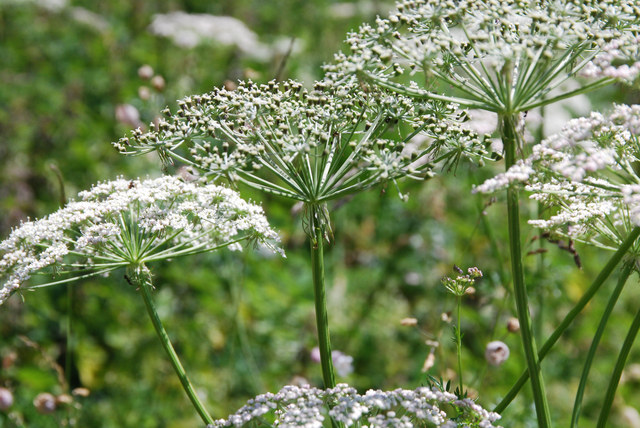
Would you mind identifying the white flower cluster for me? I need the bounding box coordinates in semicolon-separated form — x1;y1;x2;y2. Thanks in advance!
116;79;489;205
476;104;640;249
324;0;640;112
148;12;271;59
0;176;281;304
208;383;501;428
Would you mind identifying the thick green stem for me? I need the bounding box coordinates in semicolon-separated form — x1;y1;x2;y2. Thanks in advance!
311;224;336;389
456;295;464;394
494;227;640;413
138;276;214;425
597;303;640;427
502;114;551;427
571;261;635;428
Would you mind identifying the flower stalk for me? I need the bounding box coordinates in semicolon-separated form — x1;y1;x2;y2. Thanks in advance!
502;113;551;427
309;207;336;389
494;226;640;413
135;269;214;425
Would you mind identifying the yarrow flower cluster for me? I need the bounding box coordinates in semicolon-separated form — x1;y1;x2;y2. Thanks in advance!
0;176;281;304
207;383;501;427
476;104;640;250
115;79;488;216
325;0;640;114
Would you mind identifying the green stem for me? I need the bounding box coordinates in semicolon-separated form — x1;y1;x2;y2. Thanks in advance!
456;295;464;394
494;226;640;413
597;302;640;428
138;276;214;425
502;114;551;428
571;261;635;428
311;223;337;389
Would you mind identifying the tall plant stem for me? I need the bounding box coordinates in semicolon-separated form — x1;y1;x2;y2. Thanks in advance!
138;276;214;425
596;304;640;427
571;261;635;428
455;295;464;394
501;113;551;427
310;223;337;389
494;226;640;413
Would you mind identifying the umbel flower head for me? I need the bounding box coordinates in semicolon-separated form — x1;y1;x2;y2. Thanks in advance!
207;383;501;428
115;78;489;235
325;0;640;114
475;104;640;251
0;176;281;304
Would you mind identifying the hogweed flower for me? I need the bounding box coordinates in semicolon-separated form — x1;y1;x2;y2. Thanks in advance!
325;0;640;115
475;104;640;252
114;78;489;229
0;175;281;304
207;383;501;428
442;266;483;297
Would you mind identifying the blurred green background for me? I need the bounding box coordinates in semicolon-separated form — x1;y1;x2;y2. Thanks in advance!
1;1;640;426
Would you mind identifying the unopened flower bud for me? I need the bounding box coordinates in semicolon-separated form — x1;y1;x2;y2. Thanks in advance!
151;75;166;91
400;317;418;326
138;64;154;80
138;86;151;100
55;394;73;405
485;341;510;366
507;317;520;333
0;387;13;411
71;387;90;397
115;104;142;129
34;392;57;414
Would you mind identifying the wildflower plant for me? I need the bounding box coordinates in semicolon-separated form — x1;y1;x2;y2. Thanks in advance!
476;104;640;427
324;2;640;425
207;383;501;428
0;175;282;425
442;266;482;396
115;78;490;390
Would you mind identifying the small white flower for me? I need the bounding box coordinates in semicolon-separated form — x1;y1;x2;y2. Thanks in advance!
0;176;282;304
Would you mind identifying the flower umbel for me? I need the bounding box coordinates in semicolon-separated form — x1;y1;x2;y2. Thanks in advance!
326;0;640;114
0;175;281;304
208;383;501;428
476;104;640;251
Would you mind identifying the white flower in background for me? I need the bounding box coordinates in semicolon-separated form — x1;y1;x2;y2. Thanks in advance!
149;12;271;60
311;347;354;377
476;104;640;250
207;383;501;427
0;176;281;304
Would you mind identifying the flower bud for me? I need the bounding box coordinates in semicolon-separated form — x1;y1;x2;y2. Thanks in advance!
138;65;154;80
400;317;417;326
507;317;520;333
34;392;57;414
0;387;13;411
151;75;166;92
485;341;510;366
138;86;151;100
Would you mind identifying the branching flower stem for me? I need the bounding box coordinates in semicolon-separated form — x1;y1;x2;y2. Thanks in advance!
494;226;640;413
502;114;551;427
136;271;214;426
571;261;635;428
